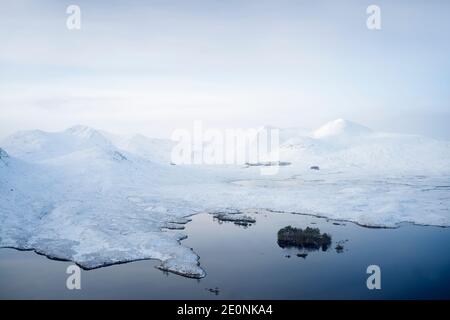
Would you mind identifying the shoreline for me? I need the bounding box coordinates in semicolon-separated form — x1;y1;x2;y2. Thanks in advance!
1;208;449;280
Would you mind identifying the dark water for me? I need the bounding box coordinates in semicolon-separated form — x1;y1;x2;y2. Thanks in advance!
1;212;450;299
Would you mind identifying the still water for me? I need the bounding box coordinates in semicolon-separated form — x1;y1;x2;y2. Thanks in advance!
1;212;449;299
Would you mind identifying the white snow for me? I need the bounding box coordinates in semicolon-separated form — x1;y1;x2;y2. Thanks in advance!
311;118;372;139
1;120;450;277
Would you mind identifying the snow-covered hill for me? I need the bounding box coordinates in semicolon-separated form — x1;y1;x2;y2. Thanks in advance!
278;119;450;174
103;132;175;164
2;125;129;163
1;120;450;277
311;118;372;139
0;127;206;277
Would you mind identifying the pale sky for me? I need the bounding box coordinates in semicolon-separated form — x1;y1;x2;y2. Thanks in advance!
1;0;449;139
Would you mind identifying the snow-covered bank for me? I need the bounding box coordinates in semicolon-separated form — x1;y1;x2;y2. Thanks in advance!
1;120;450;277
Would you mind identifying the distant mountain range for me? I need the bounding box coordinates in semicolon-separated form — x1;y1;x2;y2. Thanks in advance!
3;119;450;172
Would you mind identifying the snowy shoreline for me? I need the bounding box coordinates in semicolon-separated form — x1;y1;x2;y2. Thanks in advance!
1;208;448;279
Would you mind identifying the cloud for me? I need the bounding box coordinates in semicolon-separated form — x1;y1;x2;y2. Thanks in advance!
1;0;449;139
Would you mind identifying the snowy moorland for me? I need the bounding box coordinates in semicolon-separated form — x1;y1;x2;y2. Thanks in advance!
1;119;450;277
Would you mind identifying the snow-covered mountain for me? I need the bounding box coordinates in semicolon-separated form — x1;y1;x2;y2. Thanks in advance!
278;119;450;174
1;120;450;277
0;126;208;277
311;118;372;139
102;132;175;164
2;125;123;163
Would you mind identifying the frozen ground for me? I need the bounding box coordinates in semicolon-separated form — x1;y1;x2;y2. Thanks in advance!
1;120;450;277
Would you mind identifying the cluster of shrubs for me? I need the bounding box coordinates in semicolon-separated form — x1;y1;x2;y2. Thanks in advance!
277;226;332;251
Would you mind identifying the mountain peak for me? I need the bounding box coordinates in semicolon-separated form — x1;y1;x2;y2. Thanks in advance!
64;125;113;146
65;125;99;137
312;119;372;139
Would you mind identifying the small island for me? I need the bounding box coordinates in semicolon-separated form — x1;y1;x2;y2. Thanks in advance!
277;226;332;251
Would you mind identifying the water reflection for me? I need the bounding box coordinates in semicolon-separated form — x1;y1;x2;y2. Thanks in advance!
1;212;450;299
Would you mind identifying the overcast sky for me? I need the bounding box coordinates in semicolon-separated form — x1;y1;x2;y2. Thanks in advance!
1;0;449;139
